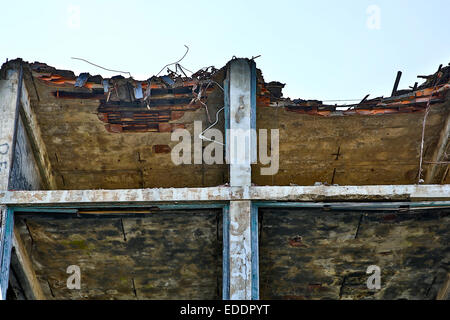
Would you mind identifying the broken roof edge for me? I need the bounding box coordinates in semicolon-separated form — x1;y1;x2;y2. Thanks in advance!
258;62;450;116
3;58;450;117
0;57;226;90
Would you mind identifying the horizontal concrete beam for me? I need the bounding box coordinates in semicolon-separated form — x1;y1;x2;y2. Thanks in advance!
249;185;450;201
0;187;231;205
0;185;449;206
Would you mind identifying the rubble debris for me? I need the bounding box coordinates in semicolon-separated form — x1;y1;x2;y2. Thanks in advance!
258;62;450;117
418;64;450;89
265;81;285;99
30;61;219;133
7;58;450;125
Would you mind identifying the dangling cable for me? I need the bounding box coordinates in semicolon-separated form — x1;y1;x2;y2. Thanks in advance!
199;107;225;146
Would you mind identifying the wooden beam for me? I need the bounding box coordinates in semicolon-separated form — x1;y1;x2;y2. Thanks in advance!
10;227;45;300
391;71;402;97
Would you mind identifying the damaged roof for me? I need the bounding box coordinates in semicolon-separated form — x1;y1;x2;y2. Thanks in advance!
1;58;449;189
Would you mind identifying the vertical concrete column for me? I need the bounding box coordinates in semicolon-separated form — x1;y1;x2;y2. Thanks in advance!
0;66;21;299
229;201;252;300
227;59;254;186
225;58;258;300
0;68;20;190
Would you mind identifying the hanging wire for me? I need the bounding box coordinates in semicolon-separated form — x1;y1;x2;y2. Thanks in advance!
417;87;440;184
199;107;225;146
71;57;132;78
198;80;226;145
178;64;193;75
156;45;190;76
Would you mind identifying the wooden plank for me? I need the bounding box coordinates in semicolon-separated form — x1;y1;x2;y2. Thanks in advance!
11;226;45;300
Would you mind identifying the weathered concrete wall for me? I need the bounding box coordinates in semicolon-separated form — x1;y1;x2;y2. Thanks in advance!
259;208;450;300
254;101;450;186
9;117;42;190
16;209;223;300
27;64;227;190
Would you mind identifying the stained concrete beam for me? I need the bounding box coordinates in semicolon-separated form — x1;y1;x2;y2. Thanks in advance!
248;185;450;201
1;185;449;206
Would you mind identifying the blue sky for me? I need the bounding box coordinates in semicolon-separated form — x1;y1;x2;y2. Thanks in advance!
1;0;449;102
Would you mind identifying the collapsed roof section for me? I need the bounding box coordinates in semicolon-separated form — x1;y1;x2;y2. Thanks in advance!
261;64;450;116
30;62;222;133
8;58;450;126
1;58;449;189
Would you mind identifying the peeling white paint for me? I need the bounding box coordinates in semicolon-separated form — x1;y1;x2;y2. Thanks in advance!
0;185;449;205
229;201;252;300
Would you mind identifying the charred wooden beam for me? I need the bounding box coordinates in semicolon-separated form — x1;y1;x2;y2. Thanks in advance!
391;71;402;97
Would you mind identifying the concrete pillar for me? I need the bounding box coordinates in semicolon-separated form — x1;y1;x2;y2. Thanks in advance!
225;58;258;300
229;201;252;299
0;68;21;190
0;66;21;299
227;59;256;186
